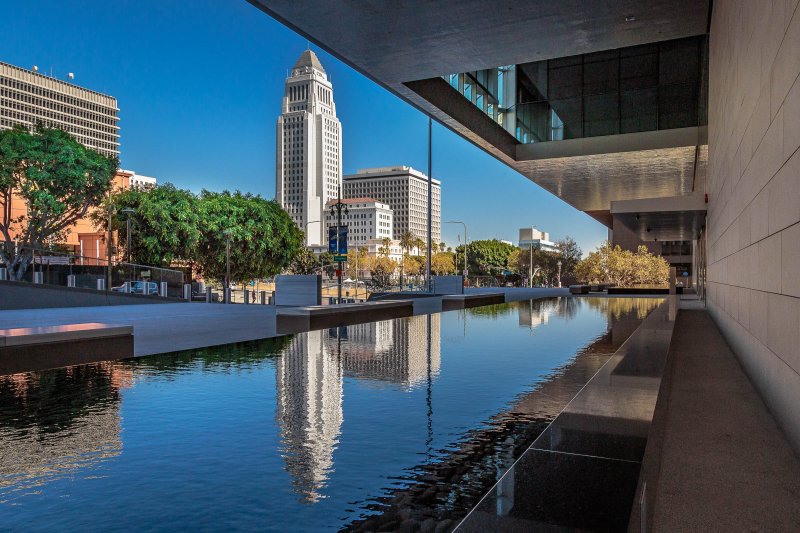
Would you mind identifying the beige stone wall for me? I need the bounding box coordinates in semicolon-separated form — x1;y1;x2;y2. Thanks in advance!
707;0;800;450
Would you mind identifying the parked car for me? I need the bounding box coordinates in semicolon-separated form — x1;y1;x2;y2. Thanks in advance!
112;281;159;295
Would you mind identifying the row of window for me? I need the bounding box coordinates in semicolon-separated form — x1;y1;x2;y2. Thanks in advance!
0;77;116;116
0;78;118;126
0;114;118;155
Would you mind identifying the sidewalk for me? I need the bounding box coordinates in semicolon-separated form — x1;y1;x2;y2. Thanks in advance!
640;309;800;531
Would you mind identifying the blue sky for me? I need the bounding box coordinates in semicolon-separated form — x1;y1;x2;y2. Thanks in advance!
0;0;606;254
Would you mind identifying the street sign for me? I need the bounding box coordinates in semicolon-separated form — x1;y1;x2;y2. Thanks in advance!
333;254;347;262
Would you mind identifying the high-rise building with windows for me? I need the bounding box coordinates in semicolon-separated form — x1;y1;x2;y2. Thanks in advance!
276;50;342;247
342;166;441;244
0;61;119;158
323;197;393;249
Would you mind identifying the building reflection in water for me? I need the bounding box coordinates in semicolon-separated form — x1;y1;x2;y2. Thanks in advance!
0;363;132;502
276;314;441;502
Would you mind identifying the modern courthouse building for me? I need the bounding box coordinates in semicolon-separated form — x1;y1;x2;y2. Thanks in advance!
276;50;343;248
343;166;441;244
250;0;800;465
0;61;119;157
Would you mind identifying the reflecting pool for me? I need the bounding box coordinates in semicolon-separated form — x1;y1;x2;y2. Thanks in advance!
0;297;661;532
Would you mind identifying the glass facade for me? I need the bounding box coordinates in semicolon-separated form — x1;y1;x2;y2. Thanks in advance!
446;36;707;144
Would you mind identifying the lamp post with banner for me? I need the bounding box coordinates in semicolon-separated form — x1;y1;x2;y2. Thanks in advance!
328;188;349;303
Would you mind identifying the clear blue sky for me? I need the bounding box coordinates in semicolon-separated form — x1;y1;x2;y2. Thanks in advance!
0;0;606;254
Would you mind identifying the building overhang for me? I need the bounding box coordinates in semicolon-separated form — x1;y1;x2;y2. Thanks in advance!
250;0;711;230
611;194;707;241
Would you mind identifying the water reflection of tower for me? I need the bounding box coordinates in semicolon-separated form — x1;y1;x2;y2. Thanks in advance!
276;330;343;503
518;299;554;330
336;315;441;389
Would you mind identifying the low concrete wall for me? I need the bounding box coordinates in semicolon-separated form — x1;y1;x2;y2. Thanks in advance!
432;275;464;295
274;274;322;306
0;280;179;310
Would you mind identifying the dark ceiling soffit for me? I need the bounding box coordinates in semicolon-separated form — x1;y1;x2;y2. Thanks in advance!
247;0;526;177
586;210;613;228
403;78;518;160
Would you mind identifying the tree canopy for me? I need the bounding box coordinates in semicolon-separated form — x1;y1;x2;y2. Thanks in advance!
93;183;200;268
455;239;516;276
195;190;303;283
0;125;118;279
575;242;669;286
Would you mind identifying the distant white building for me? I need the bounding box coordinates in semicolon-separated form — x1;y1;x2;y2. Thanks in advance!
324;197;393;250
120;170;157;189
519;227;559;252
343;166;441;244
276;50;342;247
362;239;404;263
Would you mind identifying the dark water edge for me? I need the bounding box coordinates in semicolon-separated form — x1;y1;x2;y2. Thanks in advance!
343;329;622;533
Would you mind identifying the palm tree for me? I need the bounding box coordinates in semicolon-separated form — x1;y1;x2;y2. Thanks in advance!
379;237;391;257
399;231;416;288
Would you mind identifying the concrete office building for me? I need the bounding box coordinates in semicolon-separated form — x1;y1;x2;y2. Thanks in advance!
343;166;441;244
323;197;393;249
519;227;559;252
250;0;800;466
276;50;342;248
0;61;119;158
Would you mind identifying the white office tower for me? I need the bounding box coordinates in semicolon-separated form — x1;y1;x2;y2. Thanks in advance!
324;198;393;249
276;50;342;247
343;166;441;244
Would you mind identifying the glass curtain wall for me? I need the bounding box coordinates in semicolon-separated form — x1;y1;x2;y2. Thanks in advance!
446;36;707;144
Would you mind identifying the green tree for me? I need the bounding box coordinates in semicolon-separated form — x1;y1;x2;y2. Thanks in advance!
555;236;582;279
195;190;302;283
431;251;455;275
456;239;516;276
0;125;118;280
93;183;200;268
575;242;669;286
399;230;417;286
289;247;319;275
379;237;392;257
370;256;397;288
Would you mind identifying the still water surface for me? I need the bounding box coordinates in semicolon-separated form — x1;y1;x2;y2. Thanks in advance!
0;297;660;531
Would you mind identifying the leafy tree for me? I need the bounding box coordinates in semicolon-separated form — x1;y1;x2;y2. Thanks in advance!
575;242;669;286
289;247;319;275
456;239;516;276
195;190;302;283
318;251;336;278
398;230;417;286
0;125;118;280
370;256;397;288
555;236;582;277
431;251;455;275
345;246;369;278
93;183;200;268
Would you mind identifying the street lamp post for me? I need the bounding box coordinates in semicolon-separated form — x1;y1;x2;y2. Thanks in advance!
444;221;468;279
329;187;349;304
557;260;562;288
121;208;136;288
529;244;533;288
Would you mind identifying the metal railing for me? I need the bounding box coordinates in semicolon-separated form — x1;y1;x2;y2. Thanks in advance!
0;243;185;298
